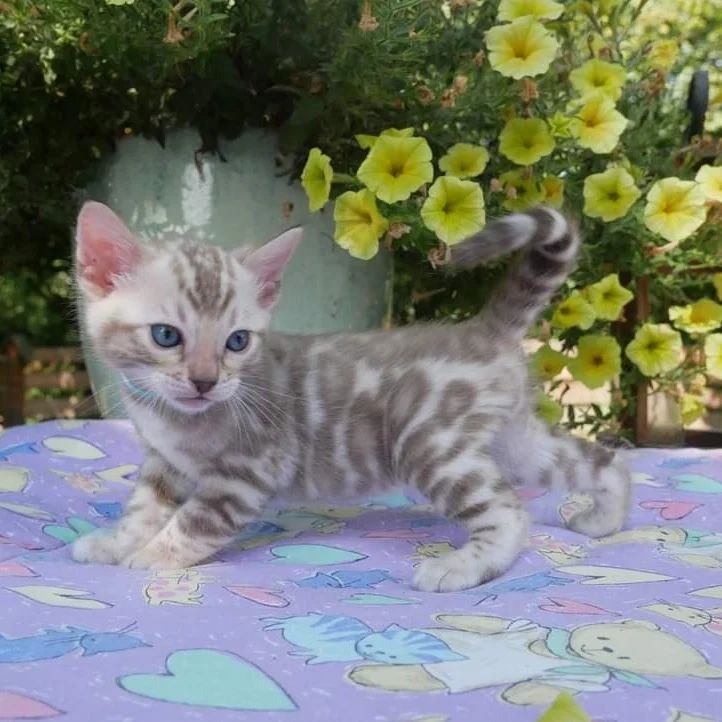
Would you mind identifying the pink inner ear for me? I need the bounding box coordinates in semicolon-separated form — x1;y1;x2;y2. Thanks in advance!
76;201;141;296
244;227;303;308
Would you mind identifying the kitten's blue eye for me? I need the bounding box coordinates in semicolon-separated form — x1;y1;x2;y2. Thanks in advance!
226;329;250;352
150;324;182;348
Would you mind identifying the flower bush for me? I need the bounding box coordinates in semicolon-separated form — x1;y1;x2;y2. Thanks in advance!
298;0;722;439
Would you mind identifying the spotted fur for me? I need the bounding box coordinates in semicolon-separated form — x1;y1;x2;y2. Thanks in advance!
72;202;630;592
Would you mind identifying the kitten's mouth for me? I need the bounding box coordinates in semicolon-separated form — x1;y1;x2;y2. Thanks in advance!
173;395;215;412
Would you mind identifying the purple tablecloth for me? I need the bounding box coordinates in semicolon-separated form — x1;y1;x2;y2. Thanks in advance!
1;420;721;721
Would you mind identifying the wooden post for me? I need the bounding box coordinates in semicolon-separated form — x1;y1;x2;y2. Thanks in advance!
0;341;26;427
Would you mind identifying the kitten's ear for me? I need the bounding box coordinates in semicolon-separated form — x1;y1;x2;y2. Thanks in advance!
75;201;142;300
242;227;303;308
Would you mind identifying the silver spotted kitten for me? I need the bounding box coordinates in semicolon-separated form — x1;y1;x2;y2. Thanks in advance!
72;202;630;592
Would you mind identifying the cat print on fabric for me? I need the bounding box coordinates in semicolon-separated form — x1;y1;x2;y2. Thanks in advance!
0;624;147;663
346;614;722;706
263;613;463;665
596;526;722;568
71;201;630;591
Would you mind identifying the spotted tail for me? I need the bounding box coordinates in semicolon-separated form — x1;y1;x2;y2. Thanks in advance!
449;207;580;342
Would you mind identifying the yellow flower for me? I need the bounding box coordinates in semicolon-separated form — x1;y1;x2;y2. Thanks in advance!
713;273;722;302
569;334;621;389
357;135;433;203
333;189;389;260
498;0;563;21
571;92;628;154
439;143;490;179
695;165;722;203
355;127;415;150
420;176;485;245
300;147;333;212
705;333;722;378
570;59;626;101
536;392;563;426
625;323;682;377
643;178;707;243
530;344;567;380
583;166;640;222
485;17;559;80
499;169;543;211
681;394;706;425
648;39;678;71
499;118;555;166
540;176;564;208
552;291;596;330
669;298;722;335
586;274;633;321
549;111;574;139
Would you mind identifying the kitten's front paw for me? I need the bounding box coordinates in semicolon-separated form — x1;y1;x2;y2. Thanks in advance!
413;551;500;593
71;529;122;565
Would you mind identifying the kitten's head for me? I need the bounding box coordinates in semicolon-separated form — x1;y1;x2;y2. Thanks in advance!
75;201;301;415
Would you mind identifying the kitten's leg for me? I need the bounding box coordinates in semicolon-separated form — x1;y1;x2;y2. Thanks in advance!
403;444;529;592
498;418;631;537
72;453;186;564
122;471;272;570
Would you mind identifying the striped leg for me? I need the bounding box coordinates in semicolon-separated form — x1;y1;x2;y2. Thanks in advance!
499;417;631;537
409;450;530;592
72;454;186;565
122;474;272;570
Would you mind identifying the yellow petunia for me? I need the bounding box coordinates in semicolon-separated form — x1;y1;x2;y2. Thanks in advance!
586;274;633;321
695;165;722;203
626;323;682;377
439;143;490;179
498;0;564;21
681;394;706;425
530;344;567;380
499;118;555;166
300;147;333;212
536;392;563;426
571;92;628;154
669;298;722;335
357;135;433;203
485;17;559;80
355;127;415;150
705;333;722;378
713;273;722;302
648;39;678;71
333;189;389;260
540;176;564;208
583;166;640;222
420;176;485;245
569;334;621;389
643;178;707;243
552;291;596;330
499;169;543;211
570;59;626;101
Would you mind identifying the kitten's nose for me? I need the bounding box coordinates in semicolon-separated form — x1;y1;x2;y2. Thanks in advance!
190;378;216;395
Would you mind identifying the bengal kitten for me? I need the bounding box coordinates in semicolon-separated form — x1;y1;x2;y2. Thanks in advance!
72;202;630;591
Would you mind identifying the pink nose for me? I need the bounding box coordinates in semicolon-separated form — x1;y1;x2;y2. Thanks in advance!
190;378;216;394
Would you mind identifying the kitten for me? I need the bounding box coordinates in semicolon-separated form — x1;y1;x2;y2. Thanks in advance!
72;201;630;592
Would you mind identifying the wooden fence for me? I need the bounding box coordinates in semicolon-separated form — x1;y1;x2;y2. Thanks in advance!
0;345;95;427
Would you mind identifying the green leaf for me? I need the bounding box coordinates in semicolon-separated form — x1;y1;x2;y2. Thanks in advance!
536;691;591;722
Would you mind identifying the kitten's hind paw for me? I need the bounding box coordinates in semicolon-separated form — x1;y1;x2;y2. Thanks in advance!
565;460;631;538
412;550;501;593
71;529;123;565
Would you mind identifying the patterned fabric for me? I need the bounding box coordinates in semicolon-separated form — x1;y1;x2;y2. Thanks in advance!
1;420;721;722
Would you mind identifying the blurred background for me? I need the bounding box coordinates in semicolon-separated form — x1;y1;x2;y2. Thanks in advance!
0;0;720;445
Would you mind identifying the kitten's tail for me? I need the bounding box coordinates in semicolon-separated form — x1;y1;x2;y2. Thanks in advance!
449;207;580;342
